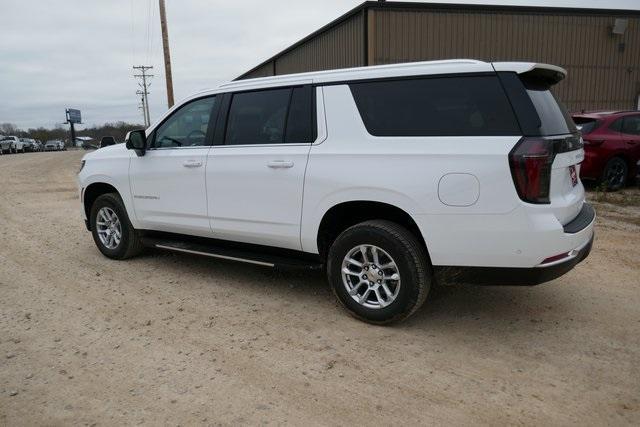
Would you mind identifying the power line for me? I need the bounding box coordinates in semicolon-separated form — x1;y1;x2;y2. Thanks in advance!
133;65;153;127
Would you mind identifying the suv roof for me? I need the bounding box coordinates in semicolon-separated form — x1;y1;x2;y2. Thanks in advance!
218;60;565;92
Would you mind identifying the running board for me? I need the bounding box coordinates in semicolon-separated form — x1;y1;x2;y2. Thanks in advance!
140;236;323;270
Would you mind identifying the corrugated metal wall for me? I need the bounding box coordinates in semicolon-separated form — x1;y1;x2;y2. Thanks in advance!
370;8;640;111
239;4;640;112
243;61;274;79
241;13;364;79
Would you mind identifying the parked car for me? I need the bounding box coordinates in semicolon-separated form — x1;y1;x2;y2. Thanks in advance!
0;136;25;153
0;136;14;154
100;136;117;148
78;60;594;324
572;111;640;190
82;141;98;150
44;140;64;151
34;139;43;151
20;138;38;152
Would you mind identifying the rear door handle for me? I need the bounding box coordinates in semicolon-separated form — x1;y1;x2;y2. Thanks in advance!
183;160;203;168
267;160;294;169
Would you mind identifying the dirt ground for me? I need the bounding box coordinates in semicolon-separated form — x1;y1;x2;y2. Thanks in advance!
1;151;639;426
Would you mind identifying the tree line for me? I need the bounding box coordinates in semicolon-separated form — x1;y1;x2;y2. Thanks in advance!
0;121;144;143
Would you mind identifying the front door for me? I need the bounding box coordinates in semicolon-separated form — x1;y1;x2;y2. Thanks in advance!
130;96;217;235
207;86;316;250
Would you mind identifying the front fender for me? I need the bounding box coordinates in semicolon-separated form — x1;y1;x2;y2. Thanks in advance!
78;165;137;228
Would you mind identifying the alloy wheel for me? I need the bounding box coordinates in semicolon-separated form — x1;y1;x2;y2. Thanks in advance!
341;244;401;309
96;207;122;249
605;159;626;188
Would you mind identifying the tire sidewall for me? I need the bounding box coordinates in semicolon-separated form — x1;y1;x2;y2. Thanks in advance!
328;225;427;324
90;194;134;259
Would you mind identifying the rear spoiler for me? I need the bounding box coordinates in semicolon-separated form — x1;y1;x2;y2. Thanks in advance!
492;62;567;86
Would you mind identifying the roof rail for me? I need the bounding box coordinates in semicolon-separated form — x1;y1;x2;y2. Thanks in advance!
222;59;487;88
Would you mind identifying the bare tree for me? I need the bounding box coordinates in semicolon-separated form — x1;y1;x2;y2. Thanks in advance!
0;123;19;135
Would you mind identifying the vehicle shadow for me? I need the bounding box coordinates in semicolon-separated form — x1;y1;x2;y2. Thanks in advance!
139;248;574;336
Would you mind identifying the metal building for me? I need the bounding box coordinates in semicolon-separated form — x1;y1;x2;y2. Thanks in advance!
237;1;640;112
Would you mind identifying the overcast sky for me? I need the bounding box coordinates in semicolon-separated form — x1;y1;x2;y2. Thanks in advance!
0;0;638;130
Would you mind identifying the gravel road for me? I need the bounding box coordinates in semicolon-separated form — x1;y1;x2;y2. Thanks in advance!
1;151;639;425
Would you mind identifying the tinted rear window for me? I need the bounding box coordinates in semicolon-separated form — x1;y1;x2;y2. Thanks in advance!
349;76;520;137
521;78;576;136
226;89;291;145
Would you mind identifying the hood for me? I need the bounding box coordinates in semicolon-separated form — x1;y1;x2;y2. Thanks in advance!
82;142;130;161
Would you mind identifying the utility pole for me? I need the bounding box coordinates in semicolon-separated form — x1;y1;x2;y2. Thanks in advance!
136;90;148;127
133;65;153;128
158;0;175;108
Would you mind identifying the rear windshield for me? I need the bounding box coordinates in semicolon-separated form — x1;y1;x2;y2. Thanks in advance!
522;78;576;136
572;117;600;135
349;75;520;137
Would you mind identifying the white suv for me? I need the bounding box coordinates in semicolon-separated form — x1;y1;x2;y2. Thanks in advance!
78;60;595;324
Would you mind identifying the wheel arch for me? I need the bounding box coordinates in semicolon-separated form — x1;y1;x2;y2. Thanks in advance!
83;181;123;229
316;200;430;262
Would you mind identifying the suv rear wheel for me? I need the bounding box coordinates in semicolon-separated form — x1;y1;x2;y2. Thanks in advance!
90;193;143;260
327;220;431;324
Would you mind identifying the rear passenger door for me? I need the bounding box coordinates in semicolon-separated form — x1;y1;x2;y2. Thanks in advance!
206;85;316;250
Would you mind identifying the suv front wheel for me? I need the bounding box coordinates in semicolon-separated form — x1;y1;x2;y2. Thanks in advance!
90;193;144;260
327;220;431;324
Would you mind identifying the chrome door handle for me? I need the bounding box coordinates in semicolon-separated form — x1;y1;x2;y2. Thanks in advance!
267;160;294;169
183;160;203;168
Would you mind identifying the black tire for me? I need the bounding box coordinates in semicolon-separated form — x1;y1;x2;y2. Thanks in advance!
89;193;144;260
327;220;431;324
601;157;628;191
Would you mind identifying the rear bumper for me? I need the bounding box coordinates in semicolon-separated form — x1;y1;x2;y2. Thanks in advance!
432;202;595;286
435;232;593;286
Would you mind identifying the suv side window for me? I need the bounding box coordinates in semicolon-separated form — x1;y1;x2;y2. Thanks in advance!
285;86;316;143
621;115;640;135
349;75;520;137
225;86;315;145
152;96;217;149
226;89;290;145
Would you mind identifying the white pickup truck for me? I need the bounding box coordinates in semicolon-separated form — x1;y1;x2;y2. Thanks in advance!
0;136;25;154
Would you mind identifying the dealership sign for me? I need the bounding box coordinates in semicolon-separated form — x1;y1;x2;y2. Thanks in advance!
66;108;82;124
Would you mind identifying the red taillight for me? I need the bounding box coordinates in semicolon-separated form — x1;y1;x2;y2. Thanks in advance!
509;137;554;204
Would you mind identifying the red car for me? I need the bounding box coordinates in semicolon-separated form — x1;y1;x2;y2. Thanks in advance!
572;111;640;190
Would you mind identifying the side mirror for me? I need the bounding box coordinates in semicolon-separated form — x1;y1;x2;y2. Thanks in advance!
125;130;146;155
